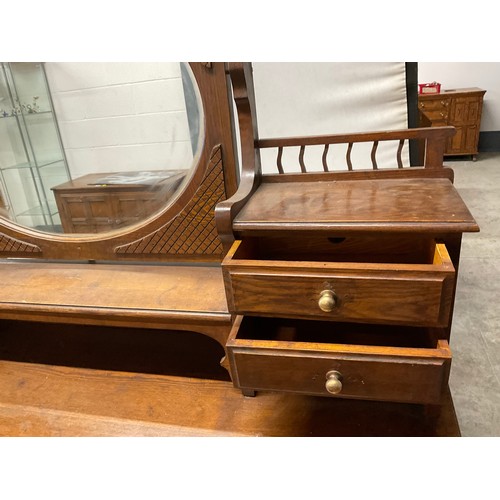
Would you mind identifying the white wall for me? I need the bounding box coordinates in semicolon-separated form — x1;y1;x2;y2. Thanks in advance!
418;62;500;131
45;62;194;179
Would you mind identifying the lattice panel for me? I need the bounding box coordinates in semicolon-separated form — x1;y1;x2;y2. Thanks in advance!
0;233;41;254
115;145;226;257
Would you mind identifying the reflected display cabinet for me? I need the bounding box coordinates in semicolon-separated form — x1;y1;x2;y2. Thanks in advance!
0;62;70;232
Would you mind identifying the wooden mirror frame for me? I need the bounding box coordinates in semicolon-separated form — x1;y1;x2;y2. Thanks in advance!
0;62;238;263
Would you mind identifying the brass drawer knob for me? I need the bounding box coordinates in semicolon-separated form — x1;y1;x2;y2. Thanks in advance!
325;370;343;394
318;290;337;312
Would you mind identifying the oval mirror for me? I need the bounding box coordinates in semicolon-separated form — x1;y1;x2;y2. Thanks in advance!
0;62;203;235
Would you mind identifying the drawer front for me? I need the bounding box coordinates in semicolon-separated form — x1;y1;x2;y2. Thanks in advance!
231;349;449;404
227;317;451;404
418;98;451;112
223;242;455;327
420;109;449;124
418;98;451;125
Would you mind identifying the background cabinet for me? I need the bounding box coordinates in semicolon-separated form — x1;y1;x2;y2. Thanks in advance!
52;171;186;233
418;88;486;159
0;62;70;232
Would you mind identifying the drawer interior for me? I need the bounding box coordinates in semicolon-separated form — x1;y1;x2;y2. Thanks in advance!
234;316;441;350
231;235;445;265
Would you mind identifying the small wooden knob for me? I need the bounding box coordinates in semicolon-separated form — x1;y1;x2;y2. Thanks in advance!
325;370;343;394
318;290;337;312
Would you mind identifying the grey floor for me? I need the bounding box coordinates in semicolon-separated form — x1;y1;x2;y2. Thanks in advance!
446;152;500;436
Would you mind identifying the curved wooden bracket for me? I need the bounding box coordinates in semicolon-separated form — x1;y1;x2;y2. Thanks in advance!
215;63;262;252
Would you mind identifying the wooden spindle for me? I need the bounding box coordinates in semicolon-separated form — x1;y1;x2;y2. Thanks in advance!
322;144;330;172
299;145;307;173
346;143;353;170
371;141;379;170
397;139;404;168
277;147;284;174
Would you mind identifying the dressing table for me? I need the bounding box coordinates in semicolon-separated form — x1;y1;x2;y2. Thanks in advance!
0;62;477;436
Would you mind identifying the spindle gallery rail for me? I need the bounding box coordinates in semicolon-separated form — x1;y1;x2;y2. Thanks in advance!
256;126;456;174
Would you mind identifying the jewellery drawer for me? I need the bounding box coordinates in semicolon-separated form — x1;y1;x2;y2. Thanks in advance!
226;316;451;404
222;239;455;327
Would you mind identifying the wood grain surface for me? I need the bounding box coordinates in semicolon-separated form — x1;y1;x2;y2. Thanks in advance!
0;261;232;343
0;359;460;436
233;178;479;234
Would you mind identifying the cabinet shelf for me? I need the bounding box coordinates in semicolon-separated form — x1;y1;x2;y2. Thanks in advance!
1;158;65;171
18;200;59;218
0;110;52;119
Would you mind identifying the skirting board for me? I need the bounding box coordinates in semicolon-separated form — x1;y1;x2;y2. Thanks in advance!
479;131;500;152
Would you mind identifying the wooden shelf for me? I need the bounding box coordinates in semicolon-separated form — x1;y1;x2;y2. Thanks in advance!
233;178;479;234
0;261;231;333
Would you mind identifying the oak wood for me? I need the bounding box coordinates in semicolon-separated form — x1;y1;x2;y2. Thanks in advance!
232;178;479;234
0;261;232;345
223;240;455;326
260;166;455;183
213;63;479;411
256;127;456;149
259;127;455;173
0;359;459;436
226;316;451;404
215;63;262;253
258;127;456;172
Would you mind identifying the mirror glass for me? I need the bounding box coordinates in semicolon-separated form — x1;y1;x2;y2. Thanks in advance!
0;62;203;235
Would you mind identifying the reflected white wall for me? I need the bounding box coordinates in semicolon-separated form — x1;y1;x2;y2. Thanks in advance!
45;62;193;179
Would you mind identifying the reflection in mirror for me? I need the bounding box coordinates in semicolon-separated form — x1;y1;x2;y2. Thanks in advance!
0;62;203;235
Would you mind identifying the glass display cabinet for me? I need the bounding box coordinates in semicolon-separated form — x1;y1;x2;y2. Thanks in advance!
0;62;70;232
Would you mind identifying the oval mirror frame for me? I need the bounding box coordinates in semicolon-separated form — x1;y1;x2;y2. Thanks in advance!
0;63;238;262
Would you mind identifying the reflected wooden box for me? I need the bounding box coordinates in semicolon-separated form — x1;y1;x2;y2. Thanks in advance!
52;170;186;233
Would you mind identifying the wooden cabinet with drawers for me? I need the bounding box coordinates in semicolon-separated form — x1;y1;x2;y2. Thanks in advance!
217;64;479;410
222;176;478;404
418;88;486;158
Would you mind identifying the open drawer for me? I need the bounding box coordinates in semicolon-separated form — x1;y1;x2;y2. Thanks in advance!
226;316;452;404
222;238;456;327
